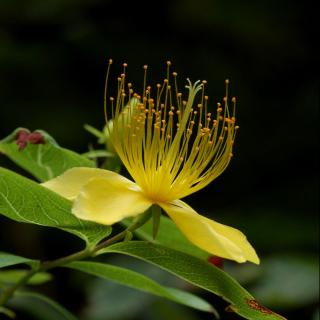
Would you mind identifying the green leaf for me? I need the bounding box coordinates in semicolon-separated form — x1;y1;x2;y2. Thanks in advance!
123;215;209;259
0;252;38;269
0;306;15;318
0;270;52;285
0;128;94;182
249;255;319;309
0;167;111;246
101;241;287;320
8;291;77;320
82;150;114;159
66;261;216;315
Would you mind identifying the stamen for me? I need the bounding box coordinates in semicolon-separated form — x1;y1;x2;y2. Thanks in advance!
106;62;237;201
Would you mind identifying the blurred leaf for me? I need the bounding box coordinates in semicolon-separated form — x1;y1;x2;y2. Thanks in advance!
0;167;111;247
66;260;217;315
123;215;209;260
0;252;38;269
145;299;200;320
0;306;15;318
82;277;155;320
250;255;319;309
0;128;94;182
84;124;106;143
81;255;199;320
0;270;52;285
82;150;114;159
101;241;287;320
8;291;77;320
225;262;262;285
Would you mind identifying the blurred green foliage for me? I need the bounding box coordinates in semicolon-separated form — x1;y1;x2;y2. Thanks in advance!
0;0;317;319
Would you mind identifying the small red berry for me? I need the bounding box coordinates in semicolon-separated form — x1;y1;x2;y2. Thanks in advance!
27;132;45;144
16;129;30;151
208;256;224;269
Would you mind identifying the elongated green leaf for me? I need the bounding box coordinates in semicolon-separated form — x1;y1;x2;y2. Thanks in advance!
8;291;77;320
124;215;209;259
0;167;111;246
66;261;216;315
0;128;94;182
0;306;15;318
101;241;286;320
0;270;52;285
0;252;38;269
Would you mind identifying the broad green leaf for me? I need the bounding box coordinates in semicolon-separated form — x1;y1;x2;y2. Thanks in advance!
0;270;52;285
0;252;38;269
7;291;77;320
101;241;287;320
0;167;111;246
66;261;216;315
0;128;94;182
123;215;209;259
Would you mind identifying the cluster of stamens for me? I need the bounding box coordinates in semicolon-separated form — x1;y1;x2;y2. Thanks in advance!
104;60;238;201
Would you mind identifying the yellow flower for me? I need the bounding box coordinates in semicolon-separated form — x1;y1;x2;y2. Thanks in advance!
43;61;259;264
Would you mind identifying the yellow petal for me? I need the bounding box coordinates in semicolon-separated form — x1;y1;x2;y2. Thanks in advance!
42;167;123;200
159;200;259;264
72;176;152;225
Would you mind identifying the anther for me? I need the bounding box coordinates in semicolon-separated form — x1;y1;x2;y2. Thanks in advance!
172;72;178;76
123;63;128;68
225;79;230;84
166;61;171;66
232;97;236;103
143;65;148;70
108;59;113;64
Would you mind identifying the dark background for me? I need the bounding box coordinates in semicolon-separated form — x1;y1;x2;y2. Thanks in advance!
0;1;318;320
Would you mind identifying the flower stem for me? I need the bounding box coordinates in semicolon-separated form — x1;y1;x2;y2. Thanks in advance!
0;212;151;307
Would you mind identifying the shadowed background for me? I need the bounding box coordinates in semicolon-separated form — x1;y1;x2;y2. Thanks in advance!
0;1;318;319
